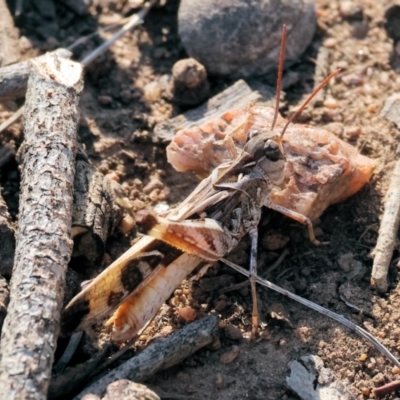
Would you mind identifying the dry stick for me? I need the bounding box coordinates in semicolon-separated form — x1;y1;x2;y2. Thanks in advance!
73;316;219;400
373;379;400;397
221;258;400;369
80;0;158;67
0;48;72;101
0;53;83;399
371;154;400;292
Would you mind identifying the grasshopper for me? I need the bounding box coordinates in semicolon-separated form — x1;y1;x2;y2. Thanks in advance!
62;27;338;342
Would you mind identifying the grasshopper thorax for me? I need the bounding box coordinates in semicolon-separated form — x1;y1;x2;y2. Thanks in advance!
244;130;285;186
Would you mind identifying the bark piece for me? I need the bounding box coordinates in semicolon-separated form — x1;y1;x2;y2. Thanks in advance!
0;0;20;67
154;79;274;143
72;147;123;265
0;53;83;399
74;316;219;399
0;48;72;101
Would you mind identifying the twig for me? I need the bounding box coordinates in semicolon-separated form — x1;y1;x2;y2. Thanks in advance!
73;316;219;399
0;53;83;398
0;106;24;133
53;332;83;375
371;156;400;292
221;258;400;369
0;49;72;101
373;380;400;397
80;0;158;67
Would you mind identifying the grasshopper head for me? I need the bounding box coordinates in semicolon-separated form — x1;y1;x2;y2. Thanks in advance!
244;130;285;186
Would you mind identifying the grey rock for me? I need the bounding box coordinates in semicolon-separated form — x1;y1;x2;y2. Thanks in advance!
178;0;317;78
381;94;400;127
287;355;355;400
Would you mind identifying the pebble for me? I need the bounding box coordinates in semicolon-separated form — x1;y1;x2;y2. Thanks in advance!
219;345;240;364
144;81;162;103
339;1;363;20
381;94;400;127
372;372;385;385
98;95;113;105
208;338;222;351
323;38;337;48
345;126;362;139
171;58;209;106
177;306;197;322
105;172;120;182
359;353;368;362
178;0;317;77
214;299;227;312
323;97;338;109
119;214;136;235
214;373;225;389
225;324;242;340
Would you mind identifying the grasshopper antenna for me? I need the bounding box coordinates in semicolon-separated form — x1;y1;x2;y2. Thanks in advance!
280;68;341;138
271;24;287;131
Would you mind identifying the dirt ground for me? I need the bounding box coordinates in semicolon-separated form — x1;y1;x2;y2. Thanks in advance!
2;0;400;399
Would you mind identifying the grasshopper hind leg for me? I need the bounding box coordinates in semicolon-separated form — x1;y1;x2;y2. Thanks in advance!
249;228;260;338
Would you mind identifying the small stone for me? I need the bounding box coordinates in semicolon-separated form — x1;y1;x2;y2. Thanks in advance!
187;383;197;393
81;395;101;400
262;232;290;251
337;253;354;272
339;1;363;20
372;372;385;385
143;178;163;194
225;324;242;340
323;38;337;48
172;58;209;106
208;338;222;351
381;94;400;127
219;345;240;364
159;325;174;336
361;388;371;397
177;306;197;322
98;95;113;105
105;172;120;182
392;366;400;374
214;299;227;312
214;373;225;389
144;81;162;103
119;214;136;235
359;353;368;362
345;126;362;139
323;97;338;109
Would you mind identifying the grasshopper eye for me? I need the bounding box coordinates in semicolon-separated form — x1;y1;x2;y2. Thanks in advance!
263;140;281;161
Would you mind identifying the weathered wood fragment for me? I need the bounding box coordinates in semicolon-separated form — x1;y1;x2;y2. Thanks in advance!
74;316;219;399
0;49;72;101
154;79;274;142
0;52;83;399
72;147;123;265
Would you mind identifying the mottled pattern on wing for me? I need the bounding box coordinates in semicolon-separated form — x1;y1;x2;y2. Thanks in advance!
62;237;181;334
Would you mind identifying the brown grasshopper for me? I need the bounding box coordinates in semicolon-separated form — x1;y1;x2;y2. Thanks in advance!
62;27;339;341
